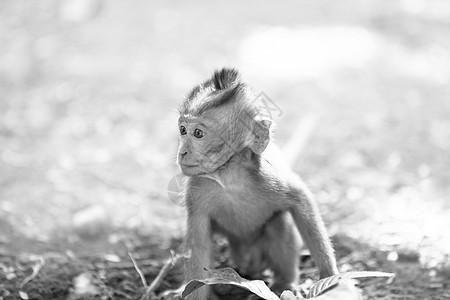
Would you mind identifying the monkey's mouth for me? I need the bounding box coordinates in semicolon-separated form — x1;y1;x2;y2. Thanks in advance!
179;164;199;168
179;164;204;176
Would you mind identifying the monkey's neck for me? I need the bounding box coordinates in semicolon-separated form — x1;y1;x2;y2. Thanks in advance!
200;147;260;188
224;147;261;171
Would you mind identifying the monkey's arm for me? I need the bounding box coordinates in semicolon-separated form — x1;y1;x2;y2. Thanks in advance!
290;189;338;278
185;204;212;300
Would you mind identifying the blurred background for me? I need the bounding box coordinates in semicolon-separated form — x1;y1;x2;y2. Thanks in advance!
0;0;449;299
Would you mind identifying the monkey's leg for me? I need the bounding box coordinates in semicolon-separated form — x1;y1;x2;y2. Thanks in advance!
229;236;267;279
264;211;302;295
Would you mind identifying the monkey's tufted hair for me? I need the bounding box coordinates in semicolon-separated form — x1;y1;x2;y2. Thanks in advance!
179;68;251;116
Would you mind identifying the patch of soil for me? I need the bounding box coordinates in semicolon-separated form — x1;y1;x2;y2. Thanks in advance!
1;233;448;300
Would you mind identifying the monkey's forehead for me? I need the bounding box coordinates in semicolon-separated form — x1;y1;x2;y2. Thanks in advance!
178;114;210;127
178;110;227;123
178;114;202;122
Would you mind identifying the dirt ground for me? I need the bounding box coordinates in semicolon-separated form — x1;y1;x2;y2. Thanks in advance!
1;0;449;299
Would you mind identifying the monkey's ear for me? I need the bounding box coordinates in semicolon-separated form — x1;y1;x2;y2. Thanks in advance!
249;119;271;154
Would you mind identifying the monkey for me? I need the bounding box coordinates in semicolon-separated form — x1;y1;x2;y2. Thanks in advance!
176;68;338;299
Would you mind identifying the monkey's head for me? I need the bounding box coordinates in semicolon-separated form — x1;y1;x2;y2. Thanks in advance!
177;68;272;176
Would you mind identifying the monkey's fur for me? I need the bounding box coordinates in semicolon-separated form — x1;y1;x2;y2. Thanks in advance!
177;68;338;299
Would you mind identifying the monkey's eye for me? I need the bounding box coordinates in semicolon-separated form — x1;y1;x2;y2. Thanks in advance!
193;128;204;138
180;125;187;135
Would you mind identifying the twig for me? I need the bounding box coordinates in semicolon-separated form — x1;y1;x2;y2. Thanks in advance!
19;256;45;289
140;250;190;300
129;250;148;288
93;258;159;270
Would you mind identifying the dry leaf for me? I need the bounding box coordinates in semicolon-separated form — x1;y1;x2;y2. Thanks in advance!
308;271;394;298
19;291;29;300
182;267;279;300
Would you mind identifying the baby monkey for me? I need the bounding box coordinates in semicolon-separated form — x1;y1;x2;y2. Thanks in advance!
176;68;338;299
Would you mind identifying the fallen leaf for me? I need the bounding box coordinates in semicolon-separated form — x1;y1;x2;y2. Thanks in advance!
103;254;121;262
19;291;29;300
312;280;361;300
308;271;394;298
72;272;99;295
182;267;279;300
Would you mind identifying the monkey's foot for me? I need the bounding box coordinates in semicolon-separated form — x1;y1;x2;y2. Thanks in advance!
270;282;299;299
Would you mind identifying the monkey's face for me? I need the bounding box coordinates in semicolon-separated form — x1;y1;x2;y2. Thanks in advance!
177;113;241;176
